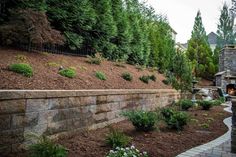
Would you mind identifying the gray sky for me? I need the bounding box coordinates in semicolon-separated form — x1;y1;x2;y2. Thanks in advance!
147;0;232;43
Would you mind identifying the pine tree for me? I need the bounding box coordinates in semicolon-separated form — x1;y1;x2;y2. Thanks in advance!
186;11;215;78
216;3;235;48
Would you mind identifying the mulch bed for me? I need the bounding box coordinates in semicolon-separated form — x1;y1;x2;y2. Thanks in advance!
55;106;231;157
0;48;171;90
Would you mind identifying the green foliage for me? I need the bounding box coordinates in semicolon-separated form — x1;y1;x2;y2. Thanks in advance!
178;99;193;111
95;71;107;80
28;135;68;157
9;63;33;77
139;75;150;84
87;53;103;65
161;108;188;131
216;3;235;49
162;79;170;85
121;72;133;81
198;100;213;110
122;110;157;132
149;74;156;82
106;146;148;157
167;111;189;131
59;68;76;78
199;123;209;129
186;11;215;79
106;129;131;148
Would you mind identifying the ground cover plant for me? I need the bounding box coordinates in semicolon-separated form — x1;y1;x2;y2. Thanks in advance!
106;146;148;157
122;110;157;132
105;128;131;148
28;135;68;157
87;53;104;65
9;63;33;77
95;71;106;80
121;72;133;81
59;68;76;78
198;100;213;110
178;99;193;111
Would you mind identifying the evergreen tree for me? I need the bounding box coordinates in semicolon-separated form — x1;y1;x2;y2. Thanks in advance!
91;0;117;59
46;0;96;50
216;3;235;48
186;11;215;78
111;0;132;60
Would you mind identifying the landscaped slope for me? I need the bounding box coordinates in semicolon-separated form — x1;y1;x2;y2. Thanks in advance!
0;48;171;90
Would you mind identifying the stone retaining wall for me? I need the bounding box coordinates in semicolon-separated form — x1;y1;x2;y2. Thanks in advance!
0;89;180;155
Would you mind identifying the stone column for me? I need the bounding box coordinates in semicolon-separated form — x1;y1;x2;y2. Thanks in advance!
231;96;236;153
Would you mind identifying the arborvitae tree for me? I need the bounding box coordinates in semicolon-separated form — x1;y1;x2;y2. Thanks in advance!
216;3;235;48
186;11;215;78
111;0;132;60
171;50;192;93
91;0;117;59
46;0;96;49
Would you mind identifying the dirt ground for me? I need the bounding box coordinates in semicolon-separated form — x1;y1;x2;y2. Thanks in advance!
55;106;230;157
0;48;171;90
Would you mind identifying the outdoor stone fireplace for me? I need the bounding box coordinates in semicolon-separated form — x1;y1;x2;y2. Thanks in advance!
215;46;236;96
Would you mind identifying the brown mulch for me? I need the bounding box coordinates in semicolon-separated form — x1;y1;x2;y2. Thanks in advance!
8;106;231;157
55;106;231;157
0;48;171;90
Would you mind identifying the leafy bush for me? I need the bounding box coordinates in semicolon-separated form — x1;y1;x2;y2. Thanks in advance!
87;53;103;65
160;108;174;123
114;60;126;68
198;100;213;110
95;71;106;80
59;68;76;78
149;75;156;82
162;79;170;85
135;65;146;71
106;129;131;148
161;108;188;131
121;72;133;81
106;146;148;157
29;135;68;157
122;110;157;132
167;111;189;131
139;75;150;84
178;99;193;111
9;63;33;77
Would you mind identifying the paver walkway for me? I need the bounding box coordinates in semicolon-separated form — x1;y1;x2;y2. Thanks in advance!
177;102;236;157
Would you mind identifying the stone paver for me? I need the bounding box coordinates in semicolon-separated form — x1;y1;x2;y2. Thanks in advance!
177;102;236;157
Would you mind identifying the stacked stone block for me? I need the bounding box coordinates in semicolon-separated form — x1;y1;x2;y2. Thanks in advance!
0;89;180;155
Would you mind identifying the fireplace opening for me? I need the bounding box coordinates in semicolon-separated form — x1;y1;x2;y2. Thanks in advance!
226;84;236;96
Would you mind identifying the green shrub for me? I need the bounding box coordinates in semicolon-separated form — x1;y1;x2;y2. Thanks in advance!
29;135;68;157
162;79;170;85
149;75;156;82
121;72;133;81
161;108;188;131
95;71;106;80
135;64;146;71
212;100;222;106
106;146;148;157
87;53;103;65
198;100;213;110
167;111;189;131
9;63;33;77
106;129;131;148
160;108;174;123
114;60;126;68
178;99;193;111
59;68;76;78
122;110;157;132
139;75;150;84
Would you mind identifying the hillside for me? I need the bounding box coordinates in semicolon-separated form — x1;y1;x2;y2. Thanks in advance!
0;48;172;90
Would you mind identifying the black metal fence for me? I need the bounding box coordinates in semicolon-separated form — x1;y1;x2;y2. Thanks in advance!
13;42;95;56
